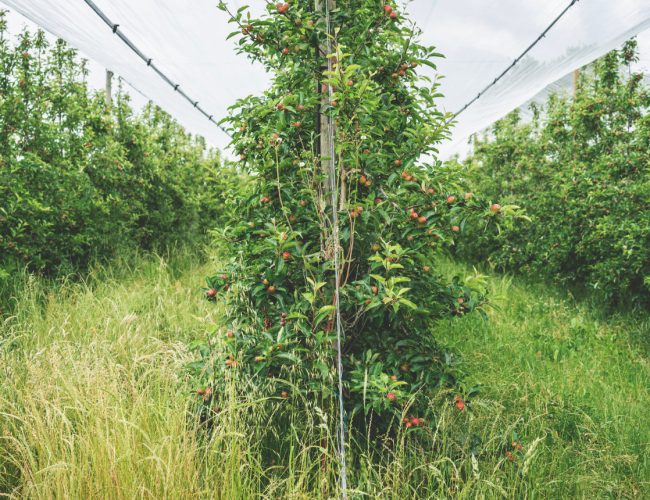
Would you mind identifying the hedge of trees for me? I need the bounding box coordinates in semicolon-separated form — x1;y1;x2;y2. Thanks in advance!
456;40;650;308
0;12;224;280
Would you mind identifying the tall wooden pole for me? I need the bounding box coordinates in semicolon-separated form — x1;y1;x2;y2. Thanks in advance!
105;69;114;107
316;0;336;199
315;2;347;499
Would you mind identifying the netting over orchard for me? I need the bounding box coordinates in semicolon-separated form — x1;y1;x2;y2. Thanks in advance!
5;0;650;156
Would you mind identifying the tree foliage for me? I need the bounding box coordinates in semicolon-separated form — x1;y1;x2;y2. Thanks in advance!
0;12;224;279
195;0;511;427
457;40;650;308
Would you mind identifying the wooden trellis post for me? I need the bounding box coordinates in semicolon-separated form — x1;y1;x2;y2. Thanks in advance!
316;0;336;199
105;69;113;106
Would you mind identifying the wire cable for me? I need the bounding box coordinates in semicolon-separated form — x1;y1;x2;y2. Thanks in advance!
81;0;231;139
451;0;580;120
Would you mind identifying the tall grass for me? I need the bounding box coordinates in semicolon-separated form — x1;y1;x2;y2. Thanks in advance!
1;254;648;498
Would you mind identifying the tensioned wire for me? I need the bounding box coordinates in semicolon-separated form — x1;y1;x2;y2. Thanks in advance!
81;0;231;140
451;0;580;121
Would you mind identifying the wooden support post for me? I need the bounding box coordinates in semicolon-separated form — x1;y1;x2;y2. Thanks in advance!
105;69;114;107
572;68;579;96
316;0;336;203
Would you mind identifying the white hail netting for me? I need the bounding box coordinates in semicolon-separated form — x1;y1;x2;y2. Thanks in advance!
3;0;650;157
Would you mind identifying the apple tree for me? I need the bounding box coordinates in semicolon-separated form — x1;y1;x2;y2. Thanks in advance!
195;0;508;427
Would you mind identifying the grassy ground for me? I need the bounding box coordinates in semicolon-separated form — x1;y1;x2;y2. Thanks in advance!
0;253;648;498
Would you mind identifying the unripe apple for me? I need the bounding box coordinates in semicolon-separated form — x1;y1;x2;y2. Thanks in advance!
452;225;460;232
490;203;501;213
464;192;473;200
418;215;427;224
446;195;456;204
207;288;217;298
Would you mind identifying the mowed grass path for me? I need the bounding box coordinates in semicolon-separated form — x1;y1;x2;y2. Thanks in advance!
0;253;648;498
